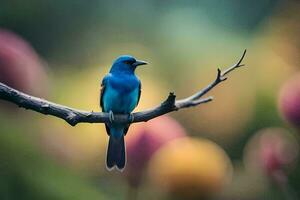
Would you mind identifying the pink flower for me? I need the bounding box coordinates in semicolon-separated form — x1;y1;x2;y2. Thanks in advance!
244;128;298;180
125;116;186;186
0;29;48;96
278;74;300;127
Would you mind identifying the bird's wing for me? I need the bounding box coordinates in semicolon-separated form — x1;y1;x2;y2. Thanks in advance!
100;75;111;136
100;82;105;111
100;75;109;111
136;80;141;106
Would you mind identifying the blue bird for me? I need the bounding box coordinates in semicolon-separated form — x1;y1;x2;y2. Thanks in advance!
100;55;147;171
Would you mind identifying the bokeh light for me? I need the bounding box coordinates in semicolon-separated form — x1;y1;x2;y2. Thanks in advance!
278;73;300;127
148;137;232;200
244;127;299;179
0;29;48;97
126;116;186;186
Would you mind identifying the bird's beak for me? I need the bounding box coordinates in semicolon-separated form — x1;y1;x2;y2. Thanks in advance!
133;60;148;67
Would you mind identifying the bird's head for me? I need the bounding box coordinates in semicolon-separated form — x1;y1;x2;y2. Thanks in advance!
110;55;147;74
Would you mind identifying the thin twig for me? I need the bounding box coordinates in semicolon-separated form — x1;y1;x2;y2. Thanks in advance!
0;50;247;126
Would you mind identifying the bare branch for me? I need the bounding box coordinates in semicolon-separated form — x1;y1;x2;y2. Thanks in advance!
222;49;246;76
0;50;247;126
175;49;246;104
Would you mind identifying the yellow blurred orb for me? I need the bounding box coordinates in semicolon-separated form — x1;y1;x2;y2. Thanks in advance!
148;137;233;199
125;116;186;186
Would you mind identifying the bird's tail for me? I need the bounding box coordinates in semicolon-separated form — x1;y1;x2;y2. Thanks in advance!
106;134;126;171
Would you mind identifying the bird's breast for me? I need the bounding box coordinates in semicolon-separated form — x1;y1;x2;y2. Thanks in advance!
103;84;139;114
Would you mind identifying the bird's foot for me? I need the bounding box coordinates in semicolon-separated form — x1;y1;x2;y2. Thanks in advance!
109;111;115;123
129;113;134;123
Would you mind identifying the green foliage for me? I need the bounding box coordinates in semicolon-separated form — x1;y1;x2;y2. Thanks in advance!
0;117;106;200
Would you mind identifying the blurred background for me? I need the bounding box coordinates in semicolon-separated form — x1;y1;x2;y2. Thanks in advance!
0;0;300;199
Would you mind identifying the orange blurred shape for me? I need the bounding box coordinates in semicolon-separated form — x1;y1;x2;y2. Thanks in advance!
148;137;232;200
278;73;300;127
0;28;48;96
125;116;186;186
244;128;299;178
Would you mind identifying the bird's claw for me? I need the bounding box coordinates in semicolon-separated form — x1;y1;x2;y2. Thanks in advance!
109;111;115;123
129;113;134;123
